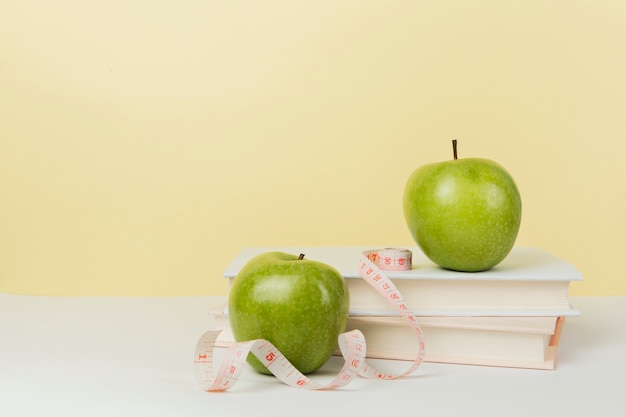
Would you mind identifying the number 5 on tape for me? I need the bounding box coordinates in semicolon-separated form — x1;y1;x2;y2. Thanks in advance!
194;248;425;391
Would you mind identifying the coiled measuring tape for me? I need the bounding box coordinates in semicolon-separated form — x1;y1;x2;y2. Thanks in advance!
194;248;425;391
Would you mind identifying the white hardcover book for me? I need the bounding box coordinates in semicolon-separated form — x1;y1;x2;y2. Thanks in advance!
209;305;565;370
223;246;582;316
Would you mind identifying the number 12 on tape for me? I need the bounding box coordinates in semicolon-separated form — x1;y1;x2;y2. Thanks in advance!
194;248;425;391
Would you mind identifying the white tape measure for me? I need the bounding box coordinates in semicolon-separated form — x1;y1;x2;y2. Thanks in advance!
194;248;425;391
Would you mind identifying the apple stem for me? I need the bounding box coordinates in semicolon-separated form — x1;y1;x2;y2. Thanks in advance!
452;139;458;160
298;253;305;260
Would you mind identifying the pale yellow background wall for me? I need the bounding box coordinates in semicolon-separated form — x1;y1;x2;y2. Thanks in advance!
1;1;624;296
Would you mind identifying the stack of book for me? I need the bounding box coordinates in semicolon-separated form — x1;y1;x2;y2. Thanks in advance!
210;246;582;370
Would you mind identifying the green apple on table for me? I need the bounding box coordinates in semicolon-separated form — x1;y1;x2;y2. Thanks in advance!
402;140;522;272
228;251;350;375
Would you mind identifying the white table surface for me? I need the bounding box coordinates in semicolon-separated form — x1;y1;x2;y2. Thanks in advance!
1;294;625;417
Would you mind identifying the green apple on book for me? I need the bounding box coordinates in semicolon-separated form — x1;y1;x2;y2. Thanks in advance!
403;140;522;272
228;251;350;375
